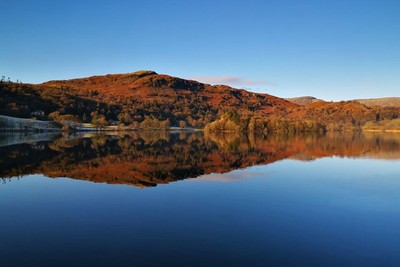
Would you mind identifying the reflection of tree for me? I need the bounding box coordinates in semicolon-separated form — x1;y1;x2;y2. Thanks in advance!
1;132;400;187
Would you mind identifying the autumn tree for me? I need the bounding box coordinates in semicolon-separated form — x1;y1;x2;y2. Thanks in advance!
179;120;187;128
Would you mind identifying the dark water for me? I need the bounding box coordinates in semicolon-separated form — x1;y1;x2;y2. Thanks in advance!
1;131;400;267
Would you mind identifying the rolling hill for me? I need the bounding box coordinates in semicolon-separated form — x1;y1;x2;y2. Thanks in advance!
284;96;324;105
1;70;400;132
0;70;296;128
353;97;400;108
286;96;400;108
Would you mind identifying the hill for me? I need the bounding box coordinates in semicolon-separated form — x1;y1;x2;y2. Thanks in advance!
286;96;400;108
1;70;400;132
0;70;296;128
290;101;400;131
353;97;400;107
207;100;400;133
285;96;324;105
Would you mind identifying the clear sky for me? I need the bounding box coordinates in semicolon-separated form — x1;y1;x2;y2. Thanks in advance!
1;0;399;101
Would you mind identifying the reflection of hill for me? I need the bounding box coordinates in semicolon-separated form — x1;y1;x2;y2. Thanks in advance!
1;132;400;187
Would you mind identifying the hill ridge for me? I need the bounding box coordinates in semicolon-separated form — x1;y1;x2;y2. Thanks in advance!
0;71;297;128
1;71;400;131
286;96;400;107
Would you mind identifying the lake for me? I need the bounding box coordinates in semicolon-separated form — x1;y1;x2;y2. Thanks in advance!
1;131;400;267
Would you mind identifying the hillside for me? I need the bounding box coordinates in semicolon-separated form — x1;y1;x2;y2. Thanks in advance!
1;71;400;132
286;96;400;108
207;100;400;133
0;71;296;128
42;70;296;115
292;101;400;131
285;96;324;105
354;97;400;107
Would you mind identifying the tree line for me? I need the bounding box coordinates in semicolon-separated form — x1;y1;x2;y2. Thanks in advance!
205;111;326;134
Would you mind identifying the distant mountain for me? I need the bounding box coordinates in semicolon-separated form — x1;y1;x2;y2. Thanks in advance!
286;96;400;108
285;96;324;105
353;97;400;107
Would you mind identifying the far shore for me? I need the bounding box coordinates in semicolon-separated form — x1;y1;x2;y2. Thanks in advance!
2;114;400;134
0;115;202;133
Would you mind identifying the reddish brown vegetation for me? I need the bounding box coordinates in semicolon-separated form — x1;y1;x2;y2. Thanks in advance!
1;70;399;130
43;71;296;115
285;96;324;105
297;101;399;131
1;71;297;128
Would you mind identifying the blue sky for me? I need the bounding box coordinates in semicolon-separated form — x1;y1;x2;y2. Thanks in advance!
1;0;399;100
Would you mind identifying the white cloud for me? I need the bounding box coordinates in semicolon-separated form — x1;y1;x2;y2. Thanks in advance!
188;75;274;87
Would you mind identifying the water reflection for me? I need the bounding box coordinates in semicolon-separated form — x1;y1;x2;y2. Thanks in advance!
1;131;400;187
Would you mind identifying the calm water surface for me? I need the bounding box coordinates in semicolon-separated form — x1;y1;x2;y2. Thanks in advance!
0;132;400;267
